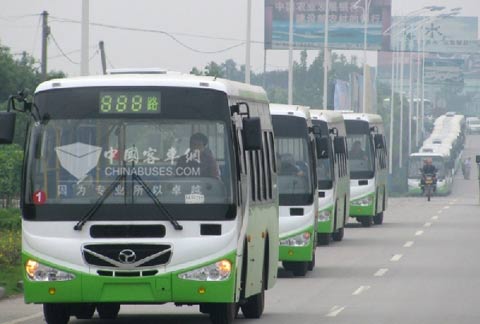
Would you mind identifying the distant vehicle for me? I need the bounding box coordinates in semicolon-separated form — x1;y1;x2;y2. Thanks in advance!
0;72;280;324
466;117;480;134
342;113;388;227
408;152;453;196
310;110;350;245
270;104;317;276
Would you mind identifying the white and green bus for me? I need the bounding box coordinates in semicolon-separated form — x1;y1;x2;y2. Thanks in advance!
0;71;280;324
342;113;388;227
270;104;317;276
310;110;350;245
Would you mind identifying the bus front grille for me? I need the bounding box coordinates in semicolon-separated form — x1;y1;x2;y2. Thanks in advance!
82;244;172;269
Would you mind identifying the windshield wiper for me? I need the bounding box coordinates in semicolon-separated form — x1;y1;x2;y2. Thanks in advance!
73;174;126;231
132;173;183;231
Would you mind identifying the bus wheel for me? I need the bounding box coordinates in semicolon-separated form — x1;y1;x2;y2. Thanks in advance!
241;261;266;319
307;250;316;271
97;303;120;319
360;217;372;227
373;212;384;225
283;261;308;277
317;233;330;246
332;227;344;242
209;303;238;324
73;303;95;320
43;304;70;324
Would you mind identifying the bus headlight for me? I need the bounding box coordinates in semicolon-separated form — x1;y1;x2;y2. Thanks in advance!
25;260;75;282
318;210;331;222
280;232;311;247
178;259;232;281
351;196;373;207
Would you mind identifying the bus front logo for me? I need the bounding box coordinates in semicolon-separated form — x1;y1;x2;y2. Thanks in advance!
118;249;137;264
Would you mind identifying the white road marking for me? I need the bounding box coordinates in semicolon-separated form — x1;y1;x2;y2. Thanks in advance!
0;312;43;324
404;241;414;248
415;230;424;236
326;305;346;317
438;210;443;214
374;268;389;277
431;216;439;220
352;285;371;296
424;222;432;227
443;206;450;210
449;201;455;205
391;254;403;262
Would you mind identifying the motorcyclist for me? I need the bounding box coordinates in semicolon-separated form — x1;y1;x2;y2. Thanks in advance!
420;158;438;193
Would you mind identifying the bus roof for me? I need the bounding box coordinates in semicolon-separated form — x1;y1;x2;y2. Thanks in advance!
269;103;311;119
35;72;269;102
342;113;384;132
310;109;344;124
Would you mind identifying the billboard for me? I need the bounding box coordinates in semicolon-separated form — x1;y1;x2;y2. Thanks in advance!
424;57;464;85
390;16;479;53
265;0;392;50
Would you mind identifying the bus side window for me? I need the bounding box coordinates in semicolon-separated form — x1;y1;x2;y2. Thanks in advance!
256;150;262;201
269;132;277;173
261;133;269;200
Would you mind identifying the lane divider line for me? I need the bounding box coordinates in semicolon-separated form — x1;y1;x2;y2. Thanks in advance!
0;312;43;324
438;210;443;214
390;254;403;262
404;241;414;248
374;268;389;277
415;230;424;236
352;285;371;296
443;206;450;210
326;306;346;317
424;222;432;227
431;216;439;220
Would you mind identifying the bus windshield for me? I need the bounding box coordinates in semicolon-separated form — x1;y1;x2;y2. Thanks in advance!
272;116;314;206
408;156;446;179
346;134;375;179
24;87;236;221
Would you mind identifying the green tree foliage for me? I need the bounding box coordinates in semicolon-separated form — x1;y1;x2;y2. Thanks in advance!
190;51;361;109
0;145;23;208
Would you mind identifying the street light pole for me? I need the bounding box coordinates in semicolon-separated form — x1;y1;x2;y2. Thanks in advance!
245;0;252;84
81;0;90;76
288;0;294;104
323;0;330;110
362;0;370;113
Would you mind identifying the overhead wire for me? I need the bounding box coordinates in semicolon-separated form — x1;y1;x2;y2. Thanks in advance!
49;16;260;54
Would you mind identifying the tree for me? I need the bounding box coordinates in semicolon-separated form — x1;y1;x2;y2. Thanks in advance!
0;144;23;207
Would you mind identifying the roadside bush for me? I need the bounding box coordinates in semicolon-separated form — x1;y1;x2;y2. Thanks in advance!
0;229;21;265
0;208;21;231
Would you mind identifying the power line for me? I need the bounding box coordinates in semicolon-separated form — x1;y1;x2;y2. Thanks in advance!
49;33;80;65
49;16;256;54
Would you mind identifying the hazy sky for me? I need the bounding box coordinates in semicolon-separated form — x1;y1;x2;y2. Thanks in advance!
1;0;479;77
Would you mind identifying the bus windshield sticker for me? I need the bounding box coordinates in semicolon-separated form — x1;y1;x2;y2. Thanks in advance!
185;194;205;204
33;190;47;205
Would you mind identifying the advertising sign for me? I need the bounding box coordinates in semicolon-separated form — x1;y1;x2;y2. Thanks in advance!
390;16;479;53
424;57;464;85
265;0;392;50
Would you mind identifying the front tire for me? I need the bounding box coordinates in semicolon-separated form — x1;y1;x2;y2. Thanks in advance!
307;249;316;271
359;216;372;227
317;233;331;246
283;261;308;277
209;303;238;324
43;304;70;324
373;212;384;225
96;303;120;320
332;227;344;241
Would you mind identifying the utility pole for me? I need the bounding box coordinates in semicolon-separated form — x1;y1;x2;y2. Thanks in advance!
287;0;294;104
41;11;50;81
245;0;252;84
323;0;330;110
99;41;107;75
81;0;90;76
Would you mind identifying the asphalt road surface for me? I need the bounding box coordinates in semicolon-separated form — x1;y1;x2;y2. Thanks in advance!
1;135;480;324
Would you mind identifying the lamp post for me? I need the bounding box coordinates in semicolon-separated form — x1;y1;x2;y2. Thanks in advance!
245;0;252;84
288;0;294;104
323;0;330;110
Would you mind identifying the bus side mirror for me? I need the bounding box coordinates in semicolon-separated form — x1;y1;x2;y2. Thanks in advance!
334;137;346;154
311;125;322;136
374;134;385;149
243;117;262;151
476;155;480;164
0;112;16;144
316;137;329;159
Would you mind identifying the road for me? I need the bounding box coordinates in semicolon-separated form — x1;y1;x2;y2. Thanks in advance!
1;135;480;324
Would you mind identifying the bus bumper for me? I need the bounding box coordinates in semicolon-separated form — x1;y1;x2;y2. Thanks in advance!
22;251;236;304
278;226;315;262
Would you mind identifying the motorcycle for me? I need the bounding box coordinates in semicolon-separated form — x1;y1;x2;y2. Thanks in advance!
421;173;436;202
